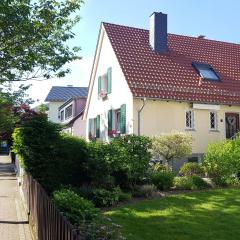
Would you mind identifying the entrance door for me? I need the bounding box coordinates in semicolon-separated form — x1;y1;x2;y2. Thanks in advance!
225;113;239;139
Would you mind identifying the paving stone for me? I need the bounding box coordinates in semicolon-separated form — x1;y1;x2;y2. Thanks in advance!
0;155;32;240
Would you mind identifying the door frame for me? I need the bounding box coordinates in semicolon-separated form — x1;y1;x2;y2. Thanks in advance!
225;112;240;139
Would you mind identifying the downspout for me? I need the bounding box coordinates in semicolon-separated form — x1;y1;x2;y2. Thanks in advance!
138;98;147;136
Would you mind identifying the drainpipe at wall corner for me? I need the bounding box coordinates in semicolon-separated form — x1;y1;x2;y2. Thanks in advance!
138;97;147;136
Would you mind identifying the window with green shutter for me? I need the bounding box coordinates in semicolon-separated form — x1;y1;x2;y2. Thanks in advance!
120;104;126;134
108;109;113;135
96;115;100;138
107;67;112;94
98;76;101;94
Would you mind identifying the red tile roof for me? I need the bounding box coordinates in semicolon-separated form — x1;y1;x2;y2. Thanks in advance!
103;23;240;105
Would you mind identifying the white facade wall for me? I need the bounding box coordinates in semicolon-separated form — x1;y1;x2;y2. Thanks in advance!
48;102;64;123
86;27;133;141
72;118;86;138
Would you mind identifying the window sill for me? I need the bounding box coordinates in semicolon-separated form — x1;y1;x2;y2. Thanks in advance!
209;129;219;132
185;128;196;131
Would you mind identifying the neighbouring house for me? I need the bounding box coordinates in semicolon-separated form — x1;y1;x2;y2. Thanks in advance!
84;12;240;171
58;97;87;137
45;86;88;123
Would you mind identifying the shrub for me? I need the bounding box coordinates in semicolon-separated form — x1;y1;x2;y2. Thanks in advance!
118;191;132;202
151;171;175;191
52;189;99;225
191;175;209;189
86;141;114;188
92;188;120;207
204;138;240;185
174;177;194;190
54;134;89;187
151;132;192;167
112;135;152;186
174;176;209;190
12;114;62;192
12;115;90;193
133;184;157;198
179;162;205;177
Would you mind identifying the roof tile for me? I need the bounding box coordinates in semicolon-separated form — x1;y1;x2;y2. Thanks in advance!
103;23;240;105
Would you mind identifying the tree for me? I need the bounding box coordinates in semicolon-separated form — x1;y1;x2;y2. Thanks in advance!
151;132;192;168
0;85;35;138
38;103;49;113
0;0;83;82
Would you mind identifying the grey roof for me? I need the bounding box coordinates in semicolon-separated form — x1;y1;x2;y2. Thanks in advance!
45;86;88;102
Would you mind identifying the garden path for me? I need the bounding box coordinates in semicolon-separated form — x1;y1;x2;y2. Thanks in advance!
0;155;32;240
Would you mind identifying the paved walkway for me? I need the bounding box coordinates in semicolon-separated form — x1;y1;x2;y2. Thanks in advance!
0;155;32;240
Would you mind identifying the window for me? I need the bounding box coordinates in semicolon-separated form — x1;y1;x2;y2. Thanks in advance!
210;111;217;130
192;62;220;81
89;118;96;138
114;109;121;132
101;74;108;93
185;110;194;129
88;116;100;139
65;104;73;119
108;104;126;136
98;67;112;97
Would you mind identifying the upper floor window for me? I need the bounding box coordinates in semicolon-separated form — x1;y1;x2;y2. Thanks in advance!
192;62;220;81
65;104;73;119
98;67;112;98
185;110;194;129
210;111;217;130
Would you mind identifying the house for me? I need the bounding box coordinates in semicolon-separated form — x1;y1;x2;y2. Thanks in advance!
45;86;88;123
84;12;240;171
58;96;87;137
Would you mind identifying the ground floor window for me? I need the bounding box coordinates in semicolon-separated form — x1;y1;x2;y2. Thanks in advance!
210;111;217;130
185;110;194;129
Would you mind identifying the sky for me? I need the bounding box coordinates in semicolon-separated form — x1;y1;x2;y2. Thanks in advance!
15;0;240;106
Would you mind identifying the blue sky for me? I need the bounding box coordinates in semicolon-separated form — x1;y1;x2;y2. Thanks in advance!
24;0;240;105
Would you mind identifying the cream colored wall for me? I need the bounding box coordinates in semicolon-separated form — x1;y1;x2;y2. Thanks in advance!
133;99;240;154
86;26;134;141
48;102;64;123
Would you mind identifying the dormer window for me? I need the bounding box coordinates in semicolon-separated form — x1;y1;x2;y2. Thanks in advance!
192;62;220;81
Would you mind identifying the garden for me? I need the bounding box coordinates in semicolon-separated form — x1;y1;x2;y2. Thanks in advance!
12;113;240;239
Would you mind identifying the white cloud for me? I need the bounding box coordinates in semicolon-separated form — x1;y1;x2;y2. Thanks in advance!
13;57;94;107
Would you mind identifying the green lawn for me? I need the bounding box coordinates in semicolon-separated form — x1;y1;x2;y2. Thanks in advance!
106;189;240;240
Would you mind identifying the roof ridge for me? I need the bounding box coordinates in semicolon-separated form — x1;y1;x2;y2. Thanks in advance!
103;22;240;46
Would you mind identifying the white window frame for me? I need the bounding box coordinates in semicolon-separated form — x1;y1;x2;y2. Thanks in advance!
101;74;108;94
113;109;121;133
185;110;194;129
90;118;97;138
65;104;73;120
209;111;218;131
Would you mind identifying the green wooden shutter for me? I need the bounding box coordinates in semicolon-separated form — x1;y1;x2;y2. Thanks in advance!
98;76;101;94
88;118;92;138
108;109;113;135
96;115;100;138
107;67;112;94
120;104;126;134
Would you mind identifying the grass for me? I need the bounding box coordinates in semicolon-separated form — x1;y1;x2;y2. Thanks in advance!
106;188;240;240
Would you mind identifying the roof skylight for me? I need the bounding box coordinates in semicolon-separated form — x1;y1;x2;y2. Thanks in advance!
192;62;220;81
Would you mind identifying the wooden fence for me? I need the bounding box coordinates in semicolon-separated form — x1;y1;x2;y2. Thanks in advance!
22;173;80;240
